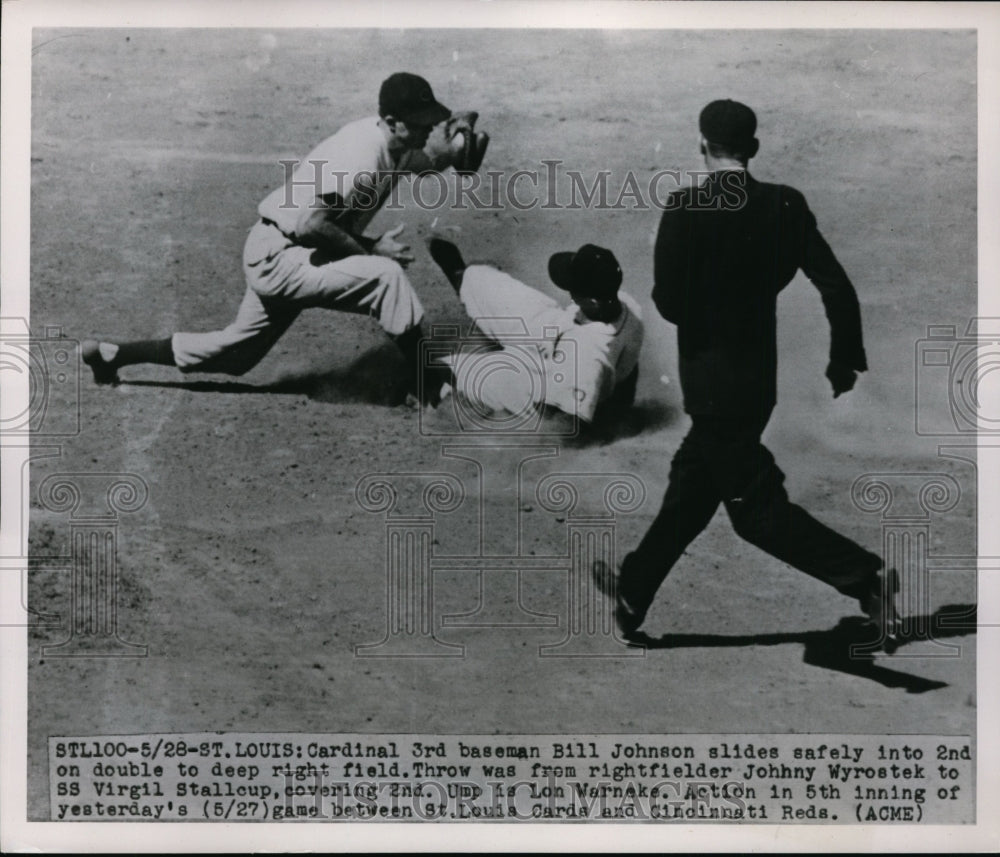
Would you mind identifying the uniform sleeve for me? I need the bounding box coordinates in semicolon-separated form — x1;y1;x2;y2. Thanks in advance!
396;148;436;175
652;196;688;324
799;201;869;372
575;356;613;423
397;129;458;175
532;306;579;341
545;327;612;424
259;120;388;238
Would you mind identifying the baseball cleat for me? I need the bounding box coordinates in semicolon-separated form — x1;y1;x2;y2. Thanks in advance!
591;559;646;638
859;567;901;645
427;238;466;290
80;340;119;385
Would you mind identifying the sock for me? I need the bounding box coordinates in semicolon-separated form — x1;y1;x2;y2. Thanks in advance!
109;337;175;368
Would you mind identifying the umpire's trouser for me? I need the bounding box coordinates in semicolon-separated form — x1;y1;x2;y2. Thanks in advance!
619;413;881;614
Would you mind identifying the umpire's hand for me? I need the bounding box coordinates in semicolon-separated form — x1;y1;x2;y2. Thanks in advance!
825;360;858;398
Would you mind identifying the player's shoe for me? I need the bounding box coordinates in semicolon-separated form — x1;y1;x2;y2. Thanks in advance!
81;340;119;385
591;559;646;638
858;567;901;646
402;360;453;411
427;238;467;290
404;382;453;413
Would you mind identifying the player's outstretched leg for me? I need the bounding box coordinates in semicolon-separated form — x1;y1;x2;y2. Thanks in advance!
81;338;175;385
427;238;467;292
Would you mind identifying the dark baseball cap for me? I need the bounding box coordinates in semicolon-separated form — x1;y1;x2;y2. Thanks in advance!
378;72;450;126
548;244;623;301
699;99;757;148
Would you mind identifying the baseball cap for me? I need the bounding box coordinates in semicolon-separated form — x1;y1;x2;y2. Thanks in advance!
378;72;450;126
699;99;757;148
548;244;623;301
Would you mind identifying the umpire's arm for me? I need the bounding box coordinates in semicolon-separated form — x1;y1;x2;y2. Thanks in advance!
651;197;687;323
800;205;869;378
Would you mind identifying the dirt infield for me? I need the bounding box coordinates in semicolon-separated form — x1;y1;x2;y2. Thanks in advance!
27;29;976;818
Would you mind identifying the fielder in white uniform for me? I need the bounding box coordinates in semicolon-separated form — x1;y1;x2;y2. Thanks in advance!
82;73;464;401
427;239;644;425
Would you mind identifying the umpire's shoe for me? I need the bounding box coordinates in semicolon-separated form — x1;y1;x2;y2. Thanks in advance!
858;567;901;648
81;340;119;385
591;560;646;638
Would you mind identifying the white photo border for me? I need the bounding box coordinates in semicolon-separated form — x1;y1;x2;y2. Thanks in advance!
2;0;998;852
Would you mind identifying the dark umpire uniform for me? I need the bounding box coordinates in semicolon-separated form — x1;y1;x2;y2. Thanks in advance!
610;100;896;638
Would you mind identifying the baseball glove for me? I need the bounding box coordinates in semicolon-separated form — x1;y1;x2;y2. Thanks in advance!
424;111;490;174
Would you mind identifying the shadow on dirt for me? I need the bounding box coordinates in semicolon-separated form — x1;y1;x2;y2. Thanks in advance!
569;398;680;446
630;604;977;694
123;344;412;406
124;355;682;441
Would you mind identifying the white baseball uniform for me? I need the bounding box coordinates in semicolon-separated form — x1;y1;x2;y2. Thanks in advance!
452;265;644;422
172;117;431;375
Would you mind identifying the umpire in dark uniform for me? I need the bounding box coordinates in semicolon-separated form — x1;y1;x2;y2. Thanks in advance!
597;99;899;644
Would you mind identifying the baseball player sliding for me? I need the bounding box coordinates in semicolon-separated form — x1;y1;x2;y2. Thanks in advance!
81;73;488;404
427;238;644;425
